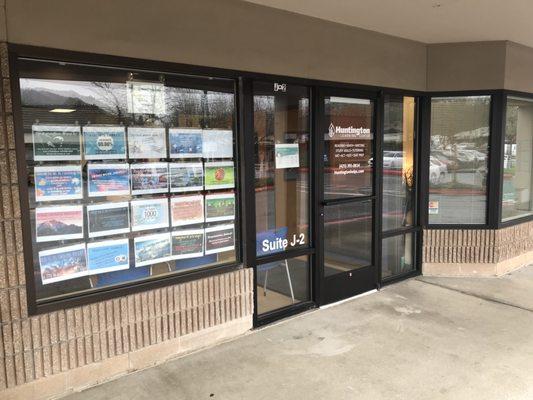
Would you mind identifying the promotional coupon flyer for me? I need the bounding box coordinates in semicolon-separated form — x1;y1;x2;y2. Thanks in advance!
169;162;204;192
34;165;83;202
131;198;169;231
205;193;235;222
32;124;82;161
83;126;127;160
130;163;169;195
134;233;171;267
39;243;88;284
204;162;235;190
171;229;204;260
87;163;130;197
170;195;204;226
35;205;84;242
87;202;130;238
87;239;130;275
202;129;233;159
128;127;167;159
169;128;203;158
204;224;235;255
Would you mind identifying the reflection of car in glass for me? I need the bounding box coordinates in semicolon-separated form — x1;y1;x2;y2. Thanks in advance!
430;156;448;175
383;151;403;169
432;151;458;171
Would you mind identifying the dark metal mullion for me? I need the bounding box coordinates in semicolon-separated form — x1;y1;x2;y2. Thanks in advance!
322;195;376;206
487;92;504;227
374;92;384;286
493;92;507;228
418;96;431;228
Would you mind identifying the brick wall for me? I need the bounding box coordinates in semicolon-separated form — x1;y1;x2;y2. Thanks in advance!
0;43;253;395
422;221;533;273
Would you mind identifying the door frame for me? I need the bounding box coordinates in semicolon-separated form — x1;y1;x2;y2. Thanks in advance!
313;86;381;306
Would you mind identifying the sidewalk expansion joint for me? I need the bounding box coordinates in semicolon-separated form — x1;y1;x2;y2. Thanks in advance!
415;278;533;314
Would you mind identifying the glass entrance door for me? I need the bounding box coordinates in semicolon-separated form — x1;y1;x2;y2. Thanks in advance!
318;90;377;304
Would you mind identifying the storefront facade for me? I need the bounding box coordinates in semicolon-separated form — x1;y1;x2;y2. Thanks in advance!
1;1;533;399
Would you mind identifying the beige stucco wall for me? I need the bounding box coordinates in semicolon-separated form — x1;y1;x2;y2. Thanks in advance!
504;41;533;93
2;0;427;91
426;41;507;91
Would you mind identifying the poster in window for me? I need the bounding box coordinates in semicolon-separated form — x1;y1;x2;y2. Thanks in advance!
171;229;204;260
134;232;171;267
87;202;130;238
275;143;300;169
169;128;203;158
39;243;87;284
202;129;233;159
33;124;81;161
87;239;130;275
170;195;204;227
169;162;203;192
204;161;235;190
87;163;130;197
126;81;166;116
131;198;169;232
130;163;169;195
128;127;167;159
204;224;235;255
35;205;84;242
83;126;127;160
205;193;235;222
34;165;83;202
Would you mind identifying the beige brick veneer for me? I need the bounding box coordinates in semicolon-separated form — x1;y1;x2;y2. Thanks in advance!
422;221;533;276
0;43;253;399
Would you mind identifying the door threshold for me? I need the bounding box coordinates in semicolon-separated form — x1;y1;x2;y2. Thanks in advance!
320;289;377;309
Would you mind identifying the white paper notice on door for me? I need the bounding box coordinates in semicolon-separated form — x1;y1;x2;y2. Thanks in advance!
275;143;300;169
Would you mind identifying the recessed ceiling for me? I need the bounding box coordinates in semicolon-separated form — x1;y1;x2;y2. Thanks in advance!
243;0;533;48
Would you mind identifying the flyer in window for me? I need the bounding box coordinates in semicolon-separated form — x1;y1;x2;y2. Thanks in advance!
204;224;235;255
205;193;235;222
126;81;166;116
128;127;167;159
170;195;204;226
39;243;88;284
130;163;169;195
87;163;130;197
131;198;169;231
35;205;84;242
87;239;130;275
171;229;204;260
83;126;127;160
134;232;171;267
169;128;203;158
33;125;82;161
274;143;300;169
204;161;235;190
169;162;203;192
202;129;233;159
34;165;83;202
87;202;130;238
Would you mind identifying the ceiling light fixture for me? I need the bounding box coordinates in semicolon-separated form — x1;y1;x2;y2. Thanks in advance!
50;108;76;113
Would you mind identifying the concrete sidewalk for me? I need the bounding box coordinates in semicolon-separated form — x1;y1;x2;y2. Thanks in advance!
65;266;533;400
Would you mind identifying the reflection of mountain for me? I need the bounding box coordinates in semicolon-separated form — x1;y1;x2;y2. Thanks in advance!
21;88;96;108
37;220;82;236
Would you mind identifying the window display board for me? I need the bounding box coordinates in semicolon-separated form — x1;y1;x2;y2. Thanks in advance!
18;58;238;306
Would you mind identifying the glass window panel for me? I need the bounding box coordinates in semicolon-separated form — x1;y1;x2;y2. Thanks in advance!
324;200;372;277
254;82;310;257
382;96;416;231
18;58;238;304
257;255;310;315
502;96;533;221
324;97;374;199
381;233;415;280
429;96;490;224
